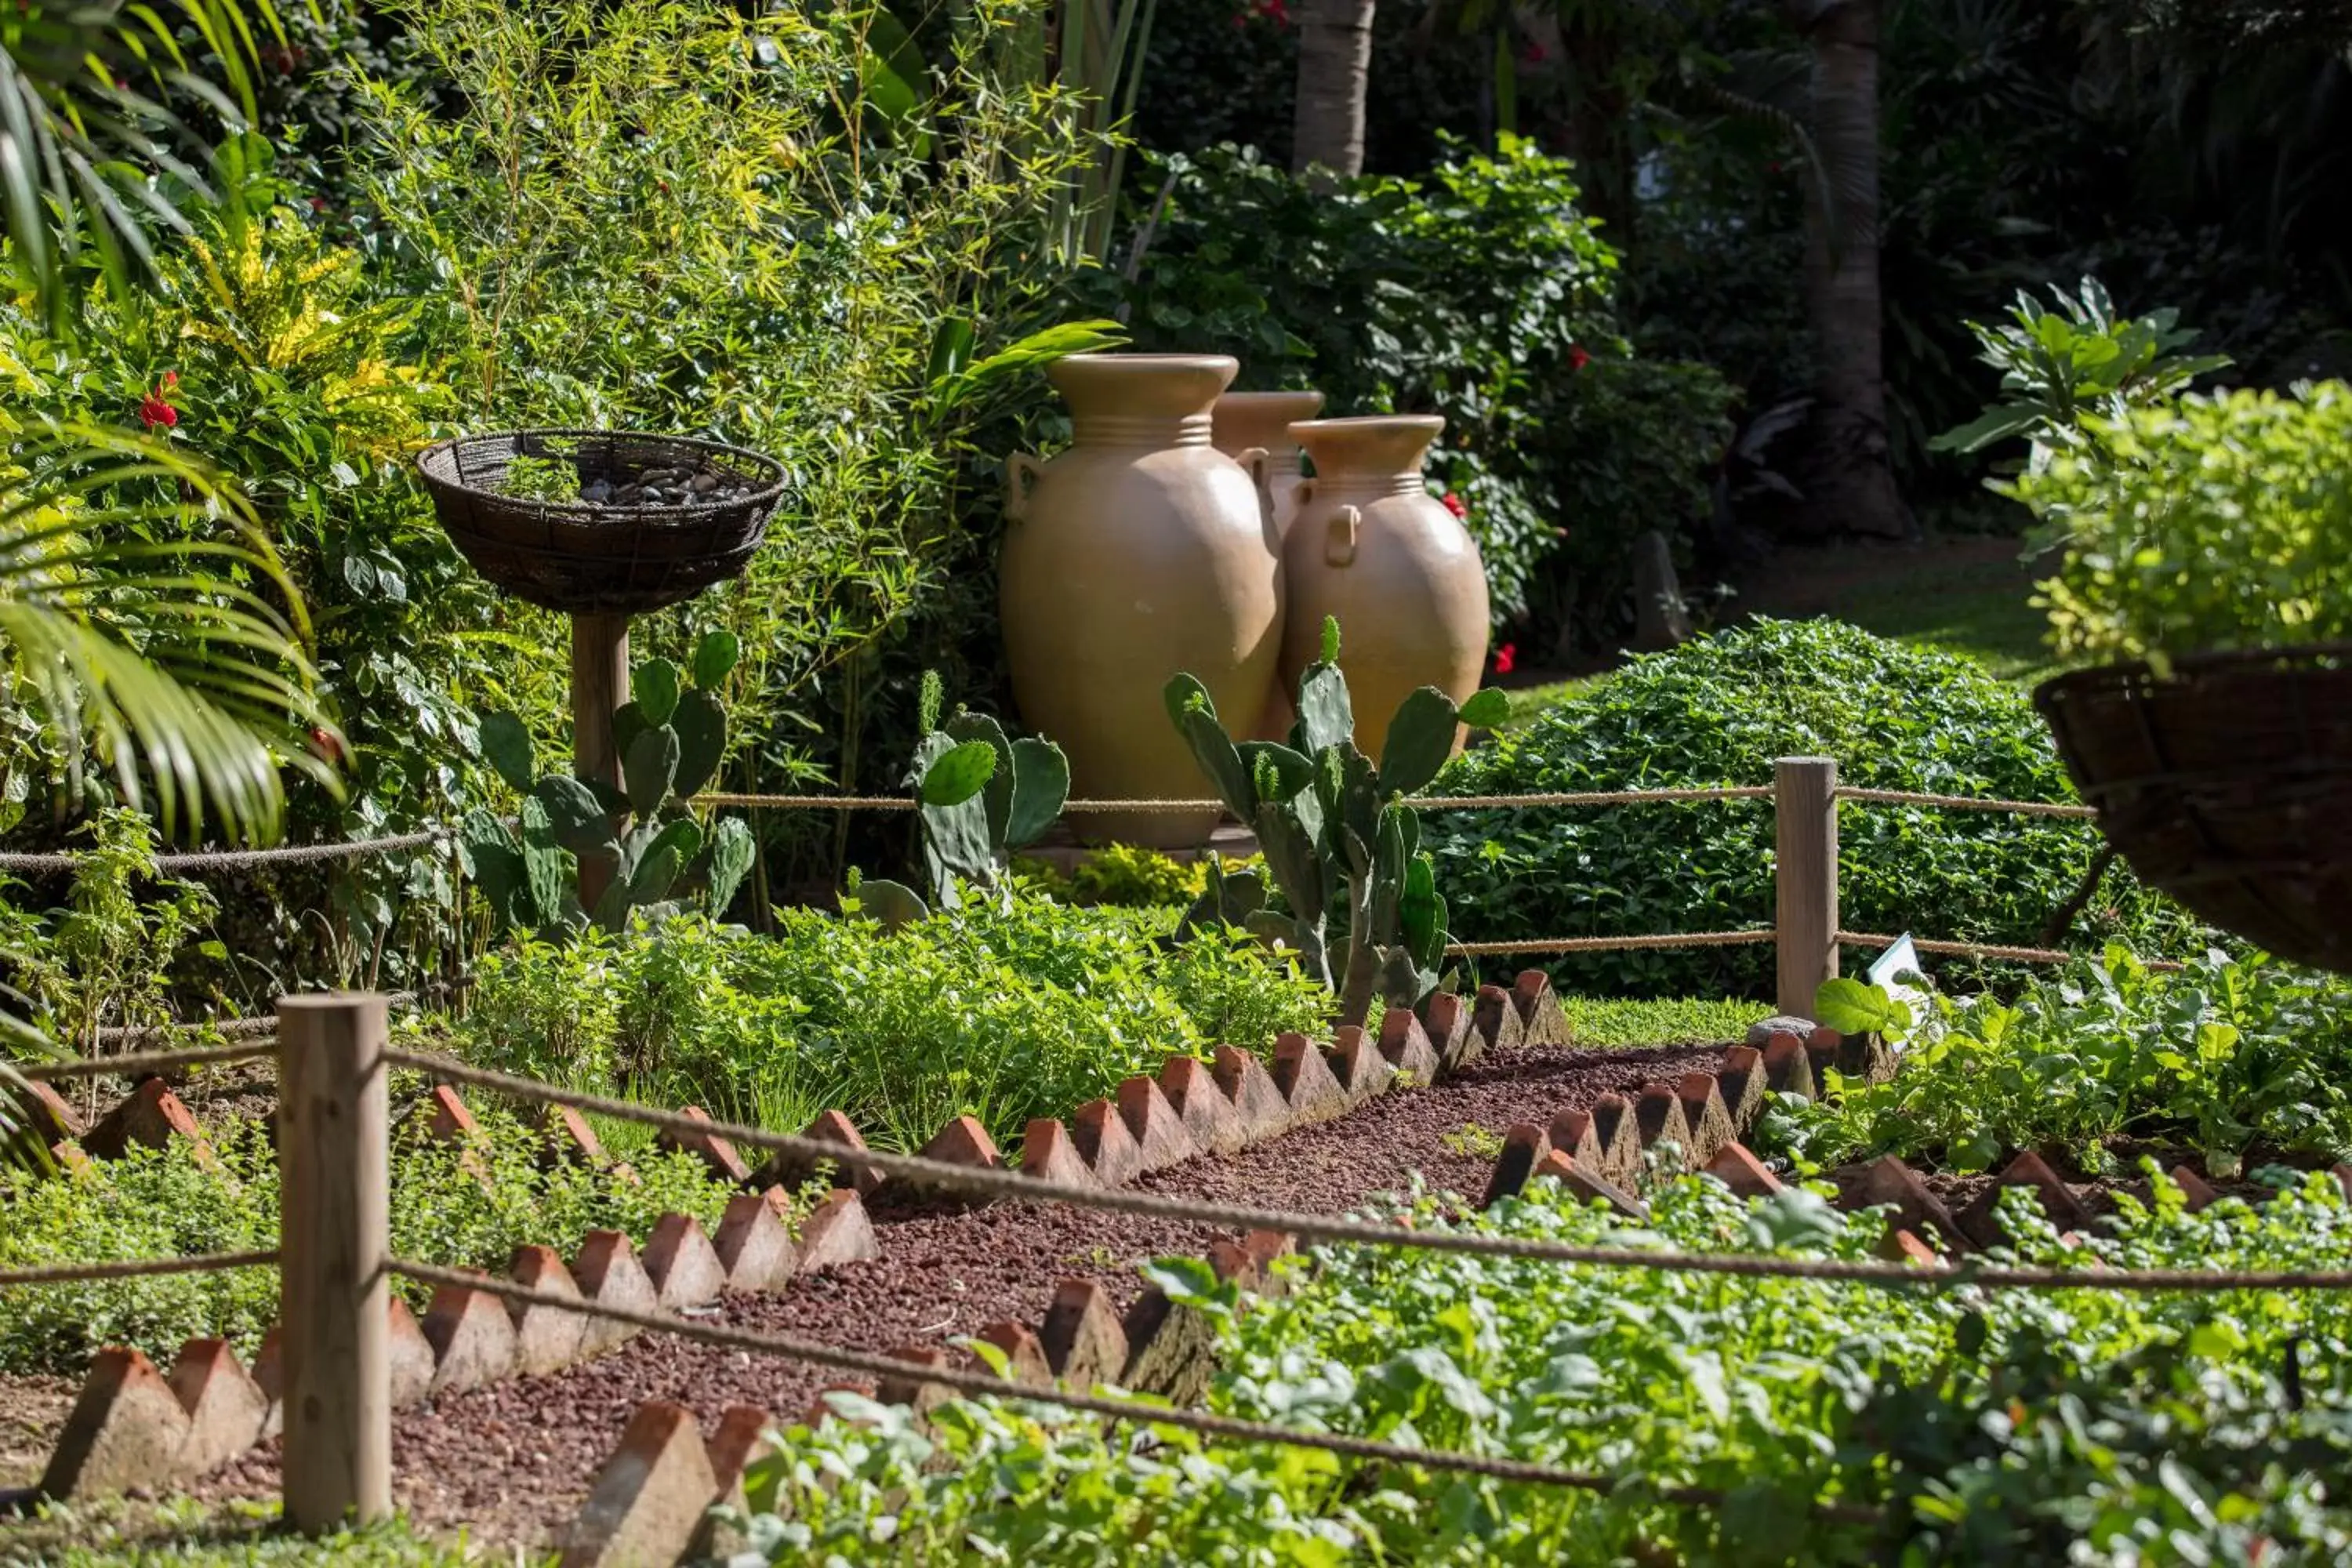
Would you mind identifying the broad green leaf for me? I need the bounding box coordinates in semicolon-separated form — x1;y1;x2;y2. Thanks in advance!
920;740;998;807
478;710;535;794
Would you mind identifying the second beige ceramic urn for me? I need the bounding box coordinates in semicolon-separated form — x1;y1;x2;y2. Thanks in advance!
1282;416;1490;762
1000;354;1283;847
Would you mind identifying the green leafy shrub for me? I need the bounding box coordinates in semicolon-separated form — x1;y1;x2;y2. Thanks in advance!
451;903;1330;1154
1423;619;2202;997
1076;139;1734;646
2005;382;2352;668
0;1106;731;1374
1775;947;2352;1176
739;1172;2352;1563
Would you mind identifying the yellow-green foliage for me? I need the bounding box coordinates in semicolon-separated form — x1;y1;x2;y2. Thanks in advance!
2009;383;2352;669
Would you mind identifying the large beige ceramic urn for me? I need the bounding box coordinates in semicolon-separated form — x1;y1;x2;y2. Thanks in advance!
1001;354;1283;847
1211;389;1325;740
1282;416;1490;762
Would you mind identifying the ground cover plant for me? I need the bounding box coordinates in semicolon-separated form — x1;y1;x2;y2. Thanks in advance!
0;1102;734;1376
1423;619;2204;998
738;1171;2352;1563
1770;946;2352;1180
449;902;1330;1156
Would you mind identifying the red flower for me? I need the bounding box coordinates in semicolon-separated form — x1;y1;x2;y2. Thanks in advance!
307;725;347;767
1263;0;1290;24
138;382;178;430
1494;643;1518;676
308;195;328;213
1440;492;1468;520
161;370;176;387
1520;38;1548;64
1568;344;1592;371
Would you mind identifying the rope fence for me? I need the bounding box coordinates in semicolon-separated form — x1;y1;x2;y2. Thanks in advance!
0;828;454;877
0;1250;279;1289
387;1257;1882;1524
1446;930;1775;958
20;1040;280;1082
1838;931;2186;974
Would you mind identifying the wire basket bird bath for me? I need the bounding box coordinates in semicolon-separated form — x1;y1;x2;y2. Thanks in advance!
419;428;784;808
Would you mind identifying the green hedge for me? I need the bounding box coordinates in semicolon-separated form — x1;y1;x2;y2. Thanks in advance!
1424;619;2204;997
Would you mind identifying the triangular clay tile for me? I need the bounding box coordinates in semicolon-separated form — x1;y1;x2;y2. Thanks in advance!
1375;1007;1441;1086
1210;1045;1292;1143
1271;1033;1348;1125
1115;1076;1201;1174
1510;969;1570;1047
1157;1056;1247;1154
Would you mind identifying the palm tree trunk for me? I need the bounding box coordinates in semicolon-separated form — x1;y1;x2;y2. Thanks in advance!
1788;0;1905;538
1291;0;1376;179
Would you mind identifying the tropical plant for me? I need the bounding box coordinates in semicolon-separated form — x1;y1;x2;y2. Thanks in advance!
2003;381;2352;669
0;0;281;318
1167;615;1508;1026
855;673;1069;924
463;632;755;939
1933;278;2232;473
1421;619;2203;997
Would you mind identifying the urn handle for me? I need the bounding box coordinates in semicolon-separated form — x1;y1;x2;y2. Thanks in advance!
1292;477;1316;514
1004;452;1044;524
1236;447;1274;532
1324;503;1361;567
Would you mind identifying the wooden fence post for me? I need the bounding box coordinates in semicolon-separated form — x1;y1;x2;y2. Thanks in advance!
1774;757;1838;1019
278;993;392;1532
570;612;630;909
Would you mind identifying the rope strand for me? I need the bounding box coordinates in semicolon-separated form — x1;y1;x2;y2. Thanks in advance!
0;1250;279;1289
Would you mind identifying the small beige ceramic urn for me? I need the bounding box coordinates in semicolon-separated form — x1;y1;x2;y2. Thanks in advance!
1212;389;1326;739
1281;416;1490;763
1000;354;1283;847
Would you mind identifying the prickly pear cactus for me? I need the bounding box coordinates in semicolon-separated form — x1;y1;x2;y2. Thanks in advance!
1166;615;1508;1026
853;673;1071;922
464;630;757;940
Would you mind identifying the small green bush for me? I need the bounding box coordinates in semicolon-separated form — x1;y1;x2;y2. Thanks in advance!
1423;619;2202;997
0;1106;730;1374
451;902;1332;1154
1773;947;2352;1175
2007;382;2352;668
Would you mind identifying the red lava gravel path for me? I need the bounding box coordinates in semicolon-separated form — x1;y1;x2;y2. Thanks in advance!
177;1035;1722;1548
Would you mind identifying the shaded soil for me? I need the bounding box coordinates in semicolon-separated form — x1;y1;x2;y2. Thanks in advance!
0;1377;73;1493
174;1036;1722;1548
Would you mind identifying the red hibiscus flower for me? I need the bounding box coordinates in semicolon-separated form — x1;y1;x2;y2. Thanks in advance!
1440;492;1468;520
1494;643;1518;676
138;380;179;430
1568;344;1592;372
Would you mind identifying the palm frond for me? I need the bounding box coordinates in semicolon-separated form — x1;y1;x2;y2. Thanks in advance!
0;423;339;847
0;0;285;325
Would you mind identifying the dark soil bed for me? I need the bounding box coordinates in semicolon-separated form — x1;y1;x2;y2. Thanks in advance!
173;1036;1722;1548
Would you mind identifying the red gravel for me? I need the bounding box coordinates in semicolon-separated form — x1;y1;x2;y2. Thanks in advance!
186;1035;1724;1547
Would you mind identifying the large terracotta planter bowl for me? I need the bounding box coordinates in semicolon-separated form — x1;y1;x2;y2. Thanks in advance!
2035;644;2352;971
1000;354;1283;848
1281;416;1489;763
